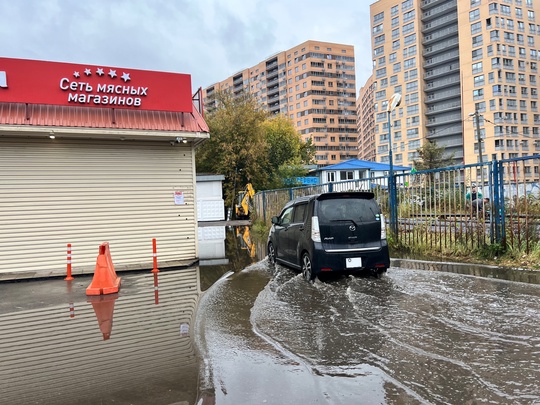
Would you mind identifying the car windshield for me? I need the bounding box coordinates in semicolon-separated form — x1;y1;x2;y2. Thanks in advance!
318;198;377;223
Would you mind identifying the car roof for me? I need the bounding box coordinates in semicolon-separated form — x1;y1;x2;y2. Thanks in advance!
286;191;376;207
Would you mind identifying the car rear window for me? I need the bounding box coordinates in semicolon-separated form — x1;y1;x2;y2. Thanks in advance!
317;198;378;223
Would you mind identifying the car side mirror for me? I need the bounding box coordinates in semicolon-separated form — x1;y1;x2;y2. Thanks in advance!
271;216;280;225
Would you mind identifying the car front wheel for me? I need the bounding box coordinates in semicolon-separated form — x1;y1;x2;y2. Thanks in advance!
301;252;315;282
268;242;276;265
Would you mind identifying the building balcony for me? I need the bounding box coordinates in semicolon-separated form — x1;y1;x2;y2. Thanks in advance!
423;27;458;45
423;37;459;57
426;88;461;102
425;75;460;91
422;12;458;34
422;1;457;21
424;51;460;69
425;100;461;115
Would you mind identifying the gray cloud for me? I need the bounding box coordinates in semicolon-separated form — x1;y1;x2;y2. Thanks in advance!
0;0;373;92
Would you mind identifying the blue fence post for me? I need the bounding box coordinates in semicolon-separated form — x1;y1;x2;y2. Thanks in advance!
497;160;506;246
328;182;334;193
492;160;503;245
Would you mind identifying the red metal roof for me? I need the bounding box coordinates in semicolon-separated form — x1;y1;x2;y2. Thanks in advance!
0;102;209;133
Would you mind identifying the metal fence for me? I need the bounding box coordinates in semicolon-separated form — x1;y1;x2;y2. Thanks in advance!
252;155;540;256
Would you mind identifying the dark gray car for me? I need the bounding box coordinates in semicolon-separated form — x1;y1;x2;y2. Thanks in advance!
267;191;390;281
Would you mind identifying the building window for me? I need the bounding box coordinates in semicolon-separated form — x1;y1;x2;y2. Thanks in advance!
327;172;336;182
470;9;480;21
404;33;416;45
403;22;414;34
339;171;354;180
472;34;483;47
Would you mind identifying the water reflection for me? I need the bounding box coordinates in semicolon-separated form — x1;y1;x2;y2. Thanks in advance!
5;225;538;404
198;226;260;291
0;268;202;405
87;294;118;340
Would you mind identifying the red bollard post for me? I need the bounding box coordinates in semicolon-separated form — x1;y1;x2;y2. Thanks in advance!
65;243;74;281
151;238;160;273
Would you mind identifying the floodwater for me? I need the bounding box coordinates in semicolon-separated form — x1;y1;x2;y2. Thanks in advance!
197;259;540;405
0;226;539;404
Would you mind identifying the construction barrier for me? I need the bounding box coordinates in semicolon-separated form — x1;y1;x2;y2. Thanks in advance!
86;242;121;296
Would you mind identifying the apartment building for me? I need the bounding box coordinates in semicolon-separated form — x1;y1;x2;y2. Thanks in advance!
369;0;540;181
358;74;377;161
203;40;357;167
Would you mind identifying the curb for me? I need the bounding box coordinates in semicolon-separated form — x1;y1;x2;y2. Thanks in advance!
391;258;540;285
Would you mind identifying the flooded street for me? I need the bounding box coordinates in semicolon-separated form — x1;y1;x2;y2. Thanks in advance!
0;226;539;404
197;240;540;404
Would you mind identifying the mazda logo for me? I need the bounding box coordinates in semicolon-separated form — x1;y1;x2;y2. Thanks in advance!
349;225;356;232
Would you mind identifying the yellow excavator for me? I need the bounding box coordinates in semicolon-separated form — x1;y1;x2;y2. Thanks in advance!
236;226;256;258
235;183;255;219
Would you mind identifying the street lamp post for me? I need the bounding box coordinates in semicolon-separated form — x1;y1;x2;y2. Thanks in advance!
387;93;401;235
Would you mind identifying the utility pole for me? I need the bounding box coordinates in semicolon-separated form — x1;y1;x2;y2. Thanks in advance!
387;93;401;236
473;106;485;190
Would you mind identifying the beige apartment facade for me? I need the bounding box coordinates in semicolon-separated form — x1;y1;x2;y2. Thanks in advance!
203;40;357;167
368;0;540;181
358;74;377;161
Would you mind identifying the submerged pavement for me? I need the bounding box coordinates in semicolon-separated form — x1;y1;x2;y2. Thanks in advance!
0;257;539;404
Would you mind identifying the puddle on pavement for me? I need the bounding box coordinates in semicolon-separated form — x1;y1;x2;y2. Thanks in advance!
0;225;538;404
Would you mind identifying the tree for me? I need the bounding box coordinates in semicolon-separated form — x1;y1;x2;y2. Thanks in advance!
260;115;316;189
413;140;454;171
196;90;315;209
196;90;268;209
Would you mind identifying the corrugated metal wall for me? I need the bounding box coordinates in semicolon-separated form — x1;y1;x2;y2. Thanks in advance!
0;137;198;275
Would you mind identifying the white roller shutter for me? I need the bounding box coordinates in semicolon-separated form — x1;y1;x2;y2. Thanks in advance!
0;137;198;276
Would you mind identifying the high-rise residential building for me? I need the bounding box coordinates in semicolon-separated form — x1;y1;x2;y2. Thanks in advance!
369;0;540;181
358;75;377;161
203;40;358;167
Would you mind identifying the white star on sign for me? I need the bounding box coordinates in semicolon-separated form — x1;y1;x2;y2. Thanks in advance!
108;69;117;79
96;68;104;76
84;68;92;76
121;72;131;82
73;71;80;78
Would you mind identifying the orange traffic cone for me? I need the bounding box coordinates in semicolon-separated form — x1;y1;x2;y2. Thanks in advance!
88;295;118;340
86;242;121;296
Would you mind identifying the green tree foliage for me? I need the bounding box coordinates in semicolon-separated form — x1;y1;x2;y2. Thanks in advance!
196;91;268;208
413;140;454;171
260;115;316;189
196;90;315;208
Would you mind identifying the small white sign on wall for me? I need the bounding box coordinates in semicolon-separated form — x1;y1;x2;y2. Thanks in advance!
174;191;185;205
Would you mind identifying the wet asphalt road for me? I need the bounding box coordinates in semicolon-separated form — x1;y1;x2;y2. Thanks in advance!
0;236;539;404
196;260;540;405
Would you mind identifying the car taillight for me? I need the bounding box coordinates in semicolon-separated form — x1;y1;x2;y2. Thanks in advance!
311;216;321;242
380;213;387;240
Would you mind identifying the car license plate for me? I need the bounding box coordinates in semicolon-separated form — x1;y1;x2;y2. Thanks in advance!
346;257;362;268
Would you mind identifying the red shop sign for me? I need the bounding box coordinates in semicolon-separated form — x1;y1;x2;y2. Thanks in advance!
0;57;193;113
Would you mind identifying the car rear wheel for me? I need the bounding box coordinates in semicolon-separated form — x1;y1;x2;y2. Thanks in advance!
301;253;315;282
267;242;276;265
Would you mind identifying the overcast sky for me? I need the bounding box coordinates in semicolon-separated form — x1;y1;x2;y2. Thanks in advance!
0;0;373;94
